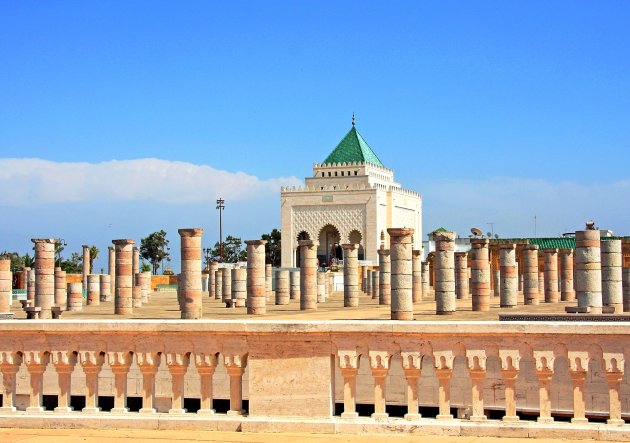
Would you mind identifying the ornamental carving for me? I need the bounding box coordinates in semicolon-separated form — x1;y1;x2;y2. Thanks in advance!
292;204;365;244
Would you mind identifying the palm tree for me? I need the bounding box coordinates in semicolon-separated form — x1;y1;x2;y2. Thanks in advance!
89;246;99;274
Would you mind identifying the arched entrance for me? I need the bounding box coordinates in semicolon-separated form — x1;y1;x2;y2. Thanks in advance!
349;230;364;261
318;224;341;267
295;231;310;267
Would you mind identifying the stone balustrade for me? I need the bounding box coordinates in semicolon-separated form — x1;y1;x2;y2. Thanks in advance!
0;320;629;439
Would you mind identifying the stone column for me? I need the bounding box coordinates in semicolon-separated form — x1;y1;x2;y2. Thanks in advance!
222;267;232;306
108;352;132;414
342;244;359;307
470;238;490;312
100;274;111;302
338;351;360;418
142;271;151;302
378;249;391;305
602;239;622;313
27;268;35;304
575;227;602;313
132;274;143;308
231;267;246;307
624;268;630;312
0;351;22;412
0;259;12;313
246;240;267;315
54;267;67;309
389;228;414;320
132;247;139;275
299;240;318;311
569;366;588;424
401;352;421;420
605;369;625;425
500;361;520;422
499;244;518;308
178;228;204;319
543;248;559;303
214;270;222;301
522;245;540;305
559;248;576;302
108;246;116;297
265;264;273;303
362;266;368;294
434;231;456;315
82;245;90;290
79;351;104;413
371;270;379;300
66;282;83;311
454;252;468;300
113;239;135;315
24;351;50;413
32;238;56;319
52;351;77;413
366;269;373;297
535;367;554;423
317;271;326;303
421;261;429;299
412;250;422;303
137;353;161;414
224;354;247;416
467;353;487;421
195;353;218;415
87;274;100;305
493;270;501;297
435;365;453;420
290;270;300;301
538;271;544;299
166;353;190;414
275;269;289;305
209;261;218;298
369;351;391;420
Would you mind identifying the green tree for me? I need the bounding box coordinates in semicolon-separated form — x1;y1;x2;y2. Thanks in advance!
140;261;151;272
262;228;281;267
54;242;66;267
89;246;99;273
140;230;170;275
22;253;35;268
211;235;246;263
61;252;83;274
1;251;23;271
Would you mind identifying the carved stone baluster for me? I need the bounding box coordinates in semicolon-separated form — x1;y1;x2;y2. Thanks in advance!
108;351;132;414
466;350;487;421
166;352;190;414
434;350;454;420
603;352;625;425
368;351;391;420
534;350;555;423
24;351;50;413
224;353;248;416
79;351;105;413
401;351;421;420
0;351;23;412
51;350;78;413
195;353;218;415
338;350;360;419
499;349;521;422
568;351;589;424
136;352;161;414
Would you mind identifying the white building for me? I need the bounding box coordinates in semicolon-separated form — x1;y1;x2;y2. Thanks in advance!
280;120;422;267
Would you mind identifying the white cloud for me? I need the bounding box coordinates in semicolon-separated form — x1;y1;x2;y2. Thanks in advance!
0;158;302;205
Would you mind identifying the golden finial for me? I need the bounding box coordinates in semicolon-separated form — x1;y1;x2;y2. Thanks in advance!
352;112;355;127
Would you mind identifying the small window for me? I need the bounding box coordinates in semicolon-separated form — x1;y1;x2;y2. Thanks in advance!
341;171;344;176
354;171;358;176
335;171;338;176
328;172;331;177
321;172;324;177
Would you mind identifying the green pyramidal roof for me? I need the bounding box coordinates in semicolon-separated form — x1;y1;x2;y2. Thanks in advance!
322;126;384;166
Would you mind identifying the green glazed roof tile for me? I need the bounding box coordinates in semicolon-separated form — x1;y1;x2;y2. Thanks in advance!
323;126;384;166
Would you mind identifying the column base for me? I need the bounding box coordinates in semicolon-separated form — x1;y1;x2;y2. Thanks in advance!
607;419;625;425
537;416;554;423
341;411;359;419
436;414;454;420
54;406;73;413
226;409;245;416
139;408;156;414
111;407;129;414
82;407;101;414
469;415;487;421
168;408;187;414
197;409;216;416
0;406;16;413
404;413;421;421
26;406;45;414
371;412;388;420
571;417;588;424
502;415;520;422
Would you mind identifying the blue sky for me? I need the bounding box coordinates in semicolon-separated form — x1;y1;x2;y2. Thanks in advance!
1;1;629;271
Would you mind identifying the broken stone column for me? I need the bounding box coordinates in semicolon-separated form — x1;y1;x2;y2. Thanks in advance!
317;271;326;303
54;267;67;309
559;249;576;302
602;239;622;313
265;264;273;303
389;228;414;320
342;244;359;307
246;239;267;315
222;267;232;306
66;282;83;311
574;228;602;313
290;270;300;301
299;240;318;311
178;228;204;319
378;249;391;305
499;243;518;308
470;238;490;312
113;239;135;315
543;249;560;303
142;271;151;302
275;269;289;305
538;271;545;299
27;268;35;304
0;259;11;312
371;270;379;300
132;277;143;308
232;267;246;307
214;270;222;301
421;261;429;300
493;270;501;297
100;274;111;302
133;247;140;275
366;269;372;297
522;245;540;305
108;246;116;297
434;231;456;315
362;266;368;294
134;273;145;306
87;274;101;306
209;261;218;299
455;252;468;300
32;238;56;319
412;250;422;304
82;245;90;290
623;268;630;312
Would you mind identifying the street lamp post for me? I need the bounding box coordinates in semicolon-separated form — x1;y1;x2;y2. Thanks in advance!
55;238;67;267
216;198;225;262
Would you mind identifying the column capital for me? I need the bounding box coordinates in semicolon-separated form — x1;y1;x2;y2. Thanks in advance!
368;350;391;374
433;350;454;371
400;351;422;371
79;351;105;369
466;350;487;372
298;239;318;248
603;352;625;373
178;228;204;237
50;350;78;371
377;249;390;257
499;349;521;371
341;243;359;251
194;352;218;370
166;352;190;373
245;240;267;246
112;239;135;246
338;350;360;371
533;350;555;372
0;351;22;368
107;351;133;371
31;238;57;244
567;351;590;372
136;352;161;373
224;353;248;369
389;228;414;238
23;351;50;371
